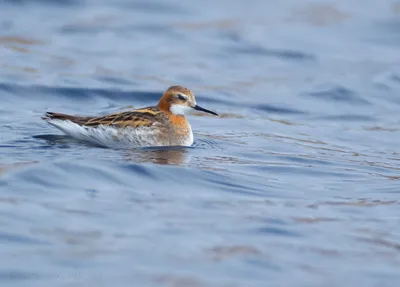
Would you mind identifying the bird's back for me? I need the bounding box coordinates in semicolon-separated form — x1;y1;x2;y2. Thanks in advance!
43;106;168;129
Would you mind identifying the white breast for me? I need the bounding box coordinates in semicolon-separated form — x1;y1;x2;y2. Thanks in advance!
183;123;194;146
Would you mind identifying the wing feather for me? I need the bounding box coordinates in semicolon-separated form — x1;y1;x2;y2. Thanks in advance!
43;107;164;129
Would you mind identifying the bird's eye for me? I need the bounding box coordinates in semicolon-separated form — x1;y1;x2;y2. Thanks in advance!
178;94;187;101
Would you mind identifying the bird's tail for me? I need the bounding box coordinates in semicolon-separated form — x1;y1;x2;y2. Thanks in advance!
42;112;89;125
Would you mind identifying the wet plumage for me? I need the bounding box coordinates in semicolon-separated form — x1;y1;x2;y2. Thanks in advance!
42;86;218;148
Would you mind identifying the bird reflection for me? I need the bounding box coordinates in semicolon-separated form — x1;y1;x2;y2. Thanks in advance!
124;147;191;166
34;134;191;166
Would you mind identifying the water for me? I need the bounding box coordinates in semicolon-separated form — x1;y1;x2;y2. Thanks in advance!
1;0;400;286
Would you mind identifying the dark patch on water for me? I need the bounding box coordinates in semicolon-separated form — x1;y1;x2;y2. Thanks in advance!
229;46;316;61
255;226;301;237
317;114;377;122
0;231;49;245
307;85;370;105
116;1;189;14
0;270;44;281
253;104;307;115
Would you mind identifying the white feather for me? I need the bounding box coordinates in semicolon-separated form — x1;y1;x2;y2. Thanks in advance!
170;105;193;115
46;119;160;148
185;123;194;146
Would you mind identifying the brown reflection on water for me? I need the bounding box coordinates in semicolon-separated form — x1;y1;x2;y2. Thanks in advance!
173;19;239;31
364;126;399;132
61;14;116;31
211;112;245;119
307;199;399;209
206;245;262;262
0;161;38;175
292;217;339;224
0;36;42;57
124;148;190;166
359;237;400;252
30;228;110;260
153;275;203;287
392;2;400;14
287;3;351;26
268;118;298;126
0;36;43;45
2;64;40;74
6;46;29;53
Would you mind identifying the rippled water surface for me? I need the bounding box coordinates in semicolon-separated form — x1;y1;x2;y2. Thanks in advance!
1;0;400;286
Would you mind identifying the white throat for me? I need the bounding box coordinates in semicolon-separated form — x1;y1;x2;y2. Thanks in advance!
170;104;193;115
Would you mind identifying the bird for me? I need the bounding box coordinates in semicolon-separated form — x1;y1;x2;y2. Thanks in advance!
42;85;218;148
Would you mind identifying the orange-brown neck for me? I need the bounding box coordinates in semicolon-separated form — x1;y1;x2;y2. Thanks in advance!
157;93;171;113
158;94;188;128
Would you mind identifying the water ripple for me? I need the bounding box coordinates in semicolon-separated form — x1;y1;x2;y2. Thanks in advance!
0;83;161;104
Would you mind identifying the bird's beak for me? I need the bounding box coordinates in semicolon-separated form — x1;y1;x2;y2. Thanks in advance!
193;105;218;116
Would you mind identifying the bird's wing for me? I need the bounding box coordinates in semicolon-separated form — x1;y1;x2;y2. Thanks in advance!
43;107;165;129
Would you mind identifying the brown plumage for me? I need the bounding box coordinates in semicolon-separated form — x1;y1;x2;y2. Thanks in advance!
43;107;163;129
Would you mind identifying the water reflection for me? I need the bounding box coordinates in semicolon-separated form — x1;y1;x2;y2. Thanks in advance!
34;134;196;166
124;147;191;166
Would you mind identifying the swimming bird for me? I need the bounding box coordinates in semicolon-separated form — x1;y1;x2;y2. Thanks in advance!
42;85;218;148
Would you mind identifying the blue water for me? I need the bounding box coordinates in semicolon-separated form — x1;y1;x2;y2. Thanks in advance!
1;0;400;286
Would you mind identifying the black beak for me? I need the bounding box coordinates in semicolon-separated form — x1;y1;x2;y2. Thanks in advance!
193;105;218;116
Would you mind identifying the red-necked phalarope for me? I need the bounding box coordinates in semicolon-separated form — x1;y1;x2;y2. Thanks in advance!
42;85;218;148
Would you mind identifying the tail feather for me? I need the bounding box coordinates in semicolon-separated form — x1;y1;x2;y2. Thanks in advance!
41;112;132;148
42;112;88;125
